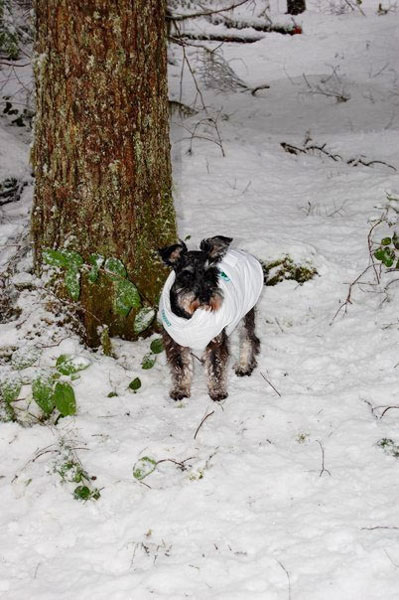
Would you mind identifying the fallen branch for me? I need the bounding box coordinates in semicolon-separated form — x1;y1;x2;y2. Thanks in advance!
260;371;281;397
361;525;399;530
380;405;399;419
194;410;215;440
316;440;331;477
330;264;374;324
281;140;397;171
276;559;292;600
173;32;263;43
167;0;253;22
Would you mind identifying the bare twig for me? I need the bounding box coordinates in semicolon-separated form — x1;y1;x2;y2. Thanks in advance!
316;440;331;477
167;0;252;22
276;559;292;600
260;371;281;397
384;549;399;568
380;405;399;419
156;457;195;470
194;410;215;440
361;526;399;530
343;0;366;15
330;264;375;324
0;61;30;67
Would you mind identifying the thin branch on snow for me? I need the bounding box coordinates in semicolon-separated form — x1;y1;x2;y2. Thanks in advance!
330;264;375;324
281;141;397;171
276;559;292;600
260;371;282;397
167;0;253;22
156;457;195;470
361;525;399;530
379;405;399;419
316;440;331;477
194;410;215;439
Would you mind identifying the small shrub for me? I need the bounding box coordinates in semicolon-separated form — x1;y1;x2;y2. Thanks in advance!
55;443;101;501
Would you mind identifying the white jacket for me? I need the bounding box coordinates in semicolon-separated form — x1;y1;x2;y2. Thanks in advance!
159;249;263;351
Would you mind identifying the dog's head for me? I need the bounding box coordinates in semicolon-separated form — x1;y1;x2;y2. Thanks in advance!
159;235;233;319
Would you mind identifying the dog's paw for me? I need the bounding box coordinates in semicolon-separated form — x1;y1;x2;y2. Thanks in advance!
209;390;228;402
234;361;257;377
170;388;191;401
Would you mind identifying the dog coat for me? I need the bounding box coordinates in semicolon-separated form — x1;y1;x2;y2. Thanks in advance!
159;249;264;351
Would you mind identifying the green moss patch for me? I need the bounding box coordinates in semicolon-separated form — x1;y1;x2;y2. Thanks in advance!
260;256;318;287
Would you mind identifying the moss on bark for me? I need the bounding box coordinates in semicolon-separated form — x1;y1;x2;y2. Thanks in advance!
32;0;176;345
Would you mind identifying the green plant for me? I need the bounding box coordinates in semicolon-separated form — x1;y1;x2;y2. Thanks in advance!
55;443;101;501
128;377;142;393
31;353;91;419
43;248;155;335
0;373;21;421
133;456;157;480
141;337;164;370
374;232;399;269
377;438;399;458
0;352;91;424
0;0;19;60
260;256;318;286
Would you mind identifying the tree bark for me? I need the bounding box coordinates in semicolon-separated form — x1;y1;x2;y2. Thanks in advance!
287;0;306;15
32;0;177;345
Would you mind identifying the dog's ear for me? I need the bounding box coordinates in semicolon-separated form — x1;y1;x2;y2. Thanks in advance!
158;240;187;268
200;236;233;263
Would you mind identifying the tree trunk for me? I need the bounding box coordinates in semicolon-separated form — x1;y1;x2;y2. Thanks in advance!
32;0;177;345
287;0;306;15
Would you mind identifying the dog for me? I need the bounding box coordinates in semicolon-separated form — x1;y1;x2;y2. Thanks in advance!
158;236;263;401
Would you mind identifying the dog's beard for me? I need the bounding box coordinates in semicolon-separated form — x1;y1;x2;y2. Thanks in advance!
174;289;223;318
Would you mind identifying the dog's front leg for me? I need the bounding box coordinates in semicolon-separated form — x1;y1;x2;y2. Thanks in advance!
204;330;229;401
235;307;260;377
162;330;193;400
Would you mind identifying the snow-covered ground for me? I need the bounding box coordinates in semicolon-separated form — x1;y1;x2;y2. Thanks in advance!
1;2;399;598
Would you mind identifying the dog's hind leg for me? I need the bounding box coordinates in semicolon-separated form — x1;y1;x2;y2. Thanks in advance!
235;307;260;377
205;330;229;401
162;331;193;400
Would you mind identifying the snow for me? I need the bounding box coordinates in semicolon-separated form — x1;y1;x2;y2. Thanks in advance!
1;2;399;599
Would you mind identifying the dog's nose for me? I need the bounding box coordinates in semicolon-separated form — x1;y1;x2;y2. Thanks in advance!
199;292;210;303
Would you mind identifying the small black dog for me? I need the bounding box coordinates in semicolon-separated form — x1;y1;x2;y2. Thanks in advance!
158;236;263;401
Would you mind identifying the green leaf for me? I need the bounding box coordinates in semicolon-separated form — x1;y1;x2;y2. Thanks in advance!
73;485;91;500
129;377;141;392
381;237;392;246
0;378;22;403
43;248;70;268
114;279;141;316
56;354;91;375
141;354;156;370
64;268;81;301
150;338;164;354
104;257;127;280
88;253;105;283
11;346;41;370
133;456;157;480
374;248;385;261
134;307;156;334
43;248;83;269
63;250;83;268
393;232;399;250
382;247;395;268
32;375;56;415
54;382;76;416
